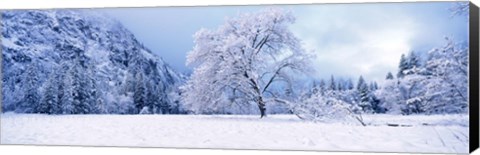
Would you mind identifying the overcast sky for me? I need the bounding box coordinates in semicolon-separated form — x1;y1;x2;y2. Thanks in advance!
102;2;468;82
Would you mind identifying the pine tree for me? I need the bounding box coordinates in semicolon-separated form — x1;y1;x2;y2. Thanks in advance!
356;76;365;91
337;79;343;91
38;71;60;114
19;61;40;113
397;54;408;78
401;51;422;76
60;65;74;114
70;55;93;114
145;79;163;114
386;72;394;80
355;75;377;113
311;81;319;95
87;67;98;113
408;51;421;69
319;79;326;94
133;72;147;113
369;82;379;90
358;82;371;112
95;91;107;114
329;75;336;91
346;78;354;90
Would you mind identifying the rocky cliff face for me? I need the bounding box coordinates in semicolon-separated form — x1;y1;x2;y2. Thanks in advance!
1;9;184;114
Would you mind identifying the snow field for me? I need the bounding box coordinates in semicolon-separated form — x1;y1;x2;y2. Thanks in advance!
0;114;468;153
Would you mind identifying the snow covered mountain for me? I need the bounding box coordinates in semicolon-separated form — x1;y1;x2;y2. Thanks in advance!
1;9;184;114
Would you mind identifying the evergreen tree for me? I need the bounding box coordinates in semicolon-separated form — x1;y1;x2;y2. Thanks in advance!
358;82;371;111
397;54;408;78
69;66;89;114
386;72;394;80
38;71;60;114
408;51;421;69
69;53;94;114
319;79;326;94
18;61;41;113
346;79;354;90
369;82;379;91
61;65;74;114
133;72;147;113
311;81;319;95
146;79;163;114
337;81;342;91
356;76;365;91
95;91;107;114
87;66;98;113
329;75;336;91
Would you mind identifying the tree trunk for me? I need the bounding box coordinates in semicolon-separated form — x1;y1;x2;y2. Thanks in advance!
257;97;266;118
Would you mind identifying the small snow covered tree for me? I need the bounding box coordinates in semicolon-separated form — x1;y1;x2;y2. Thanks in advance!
95;91;107;114
337;80;343;91
69;53;95;114
18;61;41;113
408;52;421;69
145;79;167;114
328;75;336;91
376;79;404;114
357;81;372;112
133;72;147;113
182;8;310;118
311;81;319;95
289;90;366;126
397;54;409;78
319;79;326;94
356;76;365;91
386;72;394;80
60;64;74;114
346;78;354;90
398;73;427;114
38;70;60;114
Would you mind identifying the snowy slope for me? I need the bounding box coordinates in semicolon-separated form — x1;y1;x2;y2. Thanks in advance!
1;10;184;114
0;114;468;154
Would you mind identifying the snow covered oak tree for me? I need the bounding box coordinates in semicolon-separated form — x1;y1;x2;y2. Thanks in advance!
181;8;310;118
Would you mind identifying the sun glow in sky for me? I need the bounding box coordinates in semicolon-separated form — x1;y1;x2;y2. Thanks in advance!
103;2;468;82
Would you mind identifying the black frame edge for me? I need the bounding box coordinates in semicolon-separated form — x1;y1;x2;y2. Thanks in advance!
470;1;480;153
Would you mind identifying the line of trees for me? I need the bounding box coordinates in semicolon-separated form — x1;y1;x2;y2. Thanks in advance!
3;4;469;119
4;43;179;115
15;47;98;114
181;7;469;119
290;38;468;124
378;38;468;114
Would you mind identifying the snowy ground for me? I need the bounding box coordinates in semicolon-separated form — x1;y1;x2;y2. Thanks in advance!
0;113;468;154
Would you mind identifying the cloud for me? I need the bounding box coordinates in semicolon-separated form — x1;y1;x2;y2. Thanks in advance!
102;2;467;81
288;4;420;82
287;2;467;82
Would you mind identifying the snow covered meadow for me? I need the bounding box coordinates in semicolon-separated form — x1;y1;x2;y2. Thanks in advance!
0;2;472;154
0;113;468;153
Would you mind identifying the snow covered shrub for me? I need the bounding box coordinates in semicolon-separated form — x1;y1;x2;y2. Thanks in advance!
139;106;151;114
375;79;404;114
286;91;366;126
